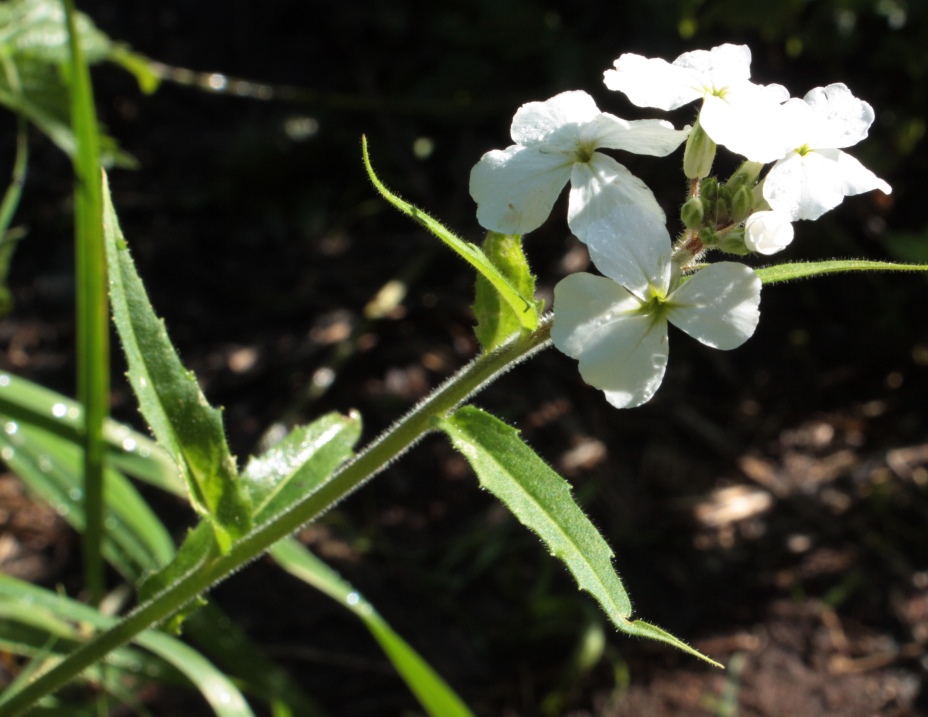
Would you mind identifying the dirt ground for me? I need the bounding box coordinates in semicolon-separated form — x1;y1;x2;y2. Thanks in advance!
2;2;928;715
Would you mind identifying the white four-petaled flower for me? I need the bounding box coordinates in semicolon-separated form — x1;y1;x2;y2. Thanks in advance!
603;44;792;162
469;90;689;275
552;241;761;409
761;83;892;221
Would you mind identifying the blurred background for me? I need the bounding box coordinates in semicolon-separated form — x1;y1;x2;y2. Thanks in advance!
2;0;927;714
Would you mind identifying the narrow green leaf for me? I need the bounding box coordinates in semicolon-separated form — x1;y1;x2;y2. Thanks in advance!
439;406;722;667
756;259;928;285
473;231;543;351
270;539;475;717
103;174;252;550
0;576;256;717
0;418;175;576
243;412;361;523
361;136;537;332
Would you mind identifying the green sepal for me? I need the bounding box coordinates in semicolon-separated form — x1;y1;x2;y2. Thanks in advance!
438;406;720;667
683;118;716;179
103;174;253;551
756;259;928;285
472;231;543;350
361;136;538;333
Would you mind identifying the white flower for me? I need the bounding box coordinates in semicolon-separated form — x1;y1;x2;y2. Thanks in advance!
469;90;689;272
603;44;792;162
762;83;892;221
552;241;761;409
744;210;794;255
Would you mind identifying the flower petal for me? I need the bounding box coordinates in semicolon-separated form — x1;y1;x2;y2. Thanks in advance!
603;53;703;110
672;44;753;89
667;262;761;350
699;84;797;162
763;148;891;221
804;83;875;150
510;90;600;149
744;211;794;255
552;273;669;409
567;154;672;297
470;144;573;234
586;115;690;157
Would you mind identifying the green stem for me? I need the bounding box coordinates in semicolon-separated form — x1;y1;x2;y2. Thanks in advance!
0;318;553;716
63;0;108;608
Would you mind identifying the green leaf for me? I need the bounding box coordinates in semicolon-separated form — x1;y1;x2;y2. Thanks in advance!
0;575;256;717
755;259;928;285
361;136;538;332
270;539;475;717
243;413;361;524
472;231;543;351
103;173;252;551
0;0;112;64
439;406;721;667
0;417;175;576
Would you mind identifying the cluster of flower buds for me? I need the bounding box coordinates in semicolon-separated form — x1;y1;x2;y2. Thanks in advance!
469;44;891;408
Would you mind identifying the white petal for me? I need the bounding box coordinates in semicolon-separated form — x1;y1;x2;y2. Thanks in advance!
567;154;672;297
510;90;600;149
673;44;753;89
552;274;669;409
586;115;690;156
604;53;703;110
803;83;875;149
699;85;799;162
469;145;573;234
744;211;794;255
763;148;891;221
667;262;761;350
550;272;644;357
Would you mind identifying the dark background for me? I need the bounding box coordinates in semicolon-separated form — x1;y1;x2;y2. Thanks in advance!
2;1;928;715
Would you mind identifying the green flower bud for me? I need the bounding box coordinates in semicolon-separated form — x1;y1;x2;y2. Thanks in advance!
726;160;764;190
699;226;719;247
717;229;750;255
729;185;753;224
683;119;716;179
680;197;704;229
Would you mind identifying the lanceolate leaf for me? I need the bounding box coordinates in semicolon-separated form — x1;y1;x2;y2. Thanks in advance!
439;406;721;667
756;259;928;285
243;412;361;524
361;137;538;332
103;174;252;551
472;231;543;351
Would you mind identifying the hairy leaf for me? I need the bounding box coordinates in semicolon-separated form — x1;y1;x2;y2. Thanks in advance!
756;259;928;285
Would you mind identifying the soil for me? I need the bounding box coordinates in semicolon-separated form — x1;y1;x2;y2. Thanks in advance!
2;2;927;715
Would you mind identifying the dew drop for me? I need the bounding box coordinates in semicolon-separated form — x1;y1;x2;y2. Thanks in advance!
38;457;52;473
1;446;15;461
0;374;9;387
55;504;69;516
52;403;68;418
138;376;148;388
122;437;138;452
346;592;360;606
68;488;83;501
218;692;232;705
4;421;18;435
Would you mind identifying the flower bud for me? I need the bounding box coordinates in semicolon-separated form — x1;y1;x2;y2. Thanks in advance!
680;197;704;229
699;226;719;247
726;161;764;190
744;211;794;255
717;229;750;255
683;119;716;179
729;185;754;224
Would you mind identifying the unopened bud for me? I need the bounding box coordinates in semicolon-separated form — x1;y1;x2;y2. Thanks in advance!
699;226;719;247
680;197;704;229
717;229;750;255
729;185;753;224
683;119;716;179
726;161;764;189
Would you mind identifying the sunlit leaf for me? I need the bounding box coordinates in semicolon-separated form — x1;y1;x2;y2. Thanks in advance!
439;406;721;667
103;174;252;551
756;259;928;285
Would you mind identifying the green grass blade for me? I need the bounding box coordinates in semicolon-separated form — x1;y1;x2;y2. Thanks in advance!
0;576;256;717
63;0;108;607
439;406;722;667
102;173;252;550
270;538;476;717
361;136;538;332
756;259;928;285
